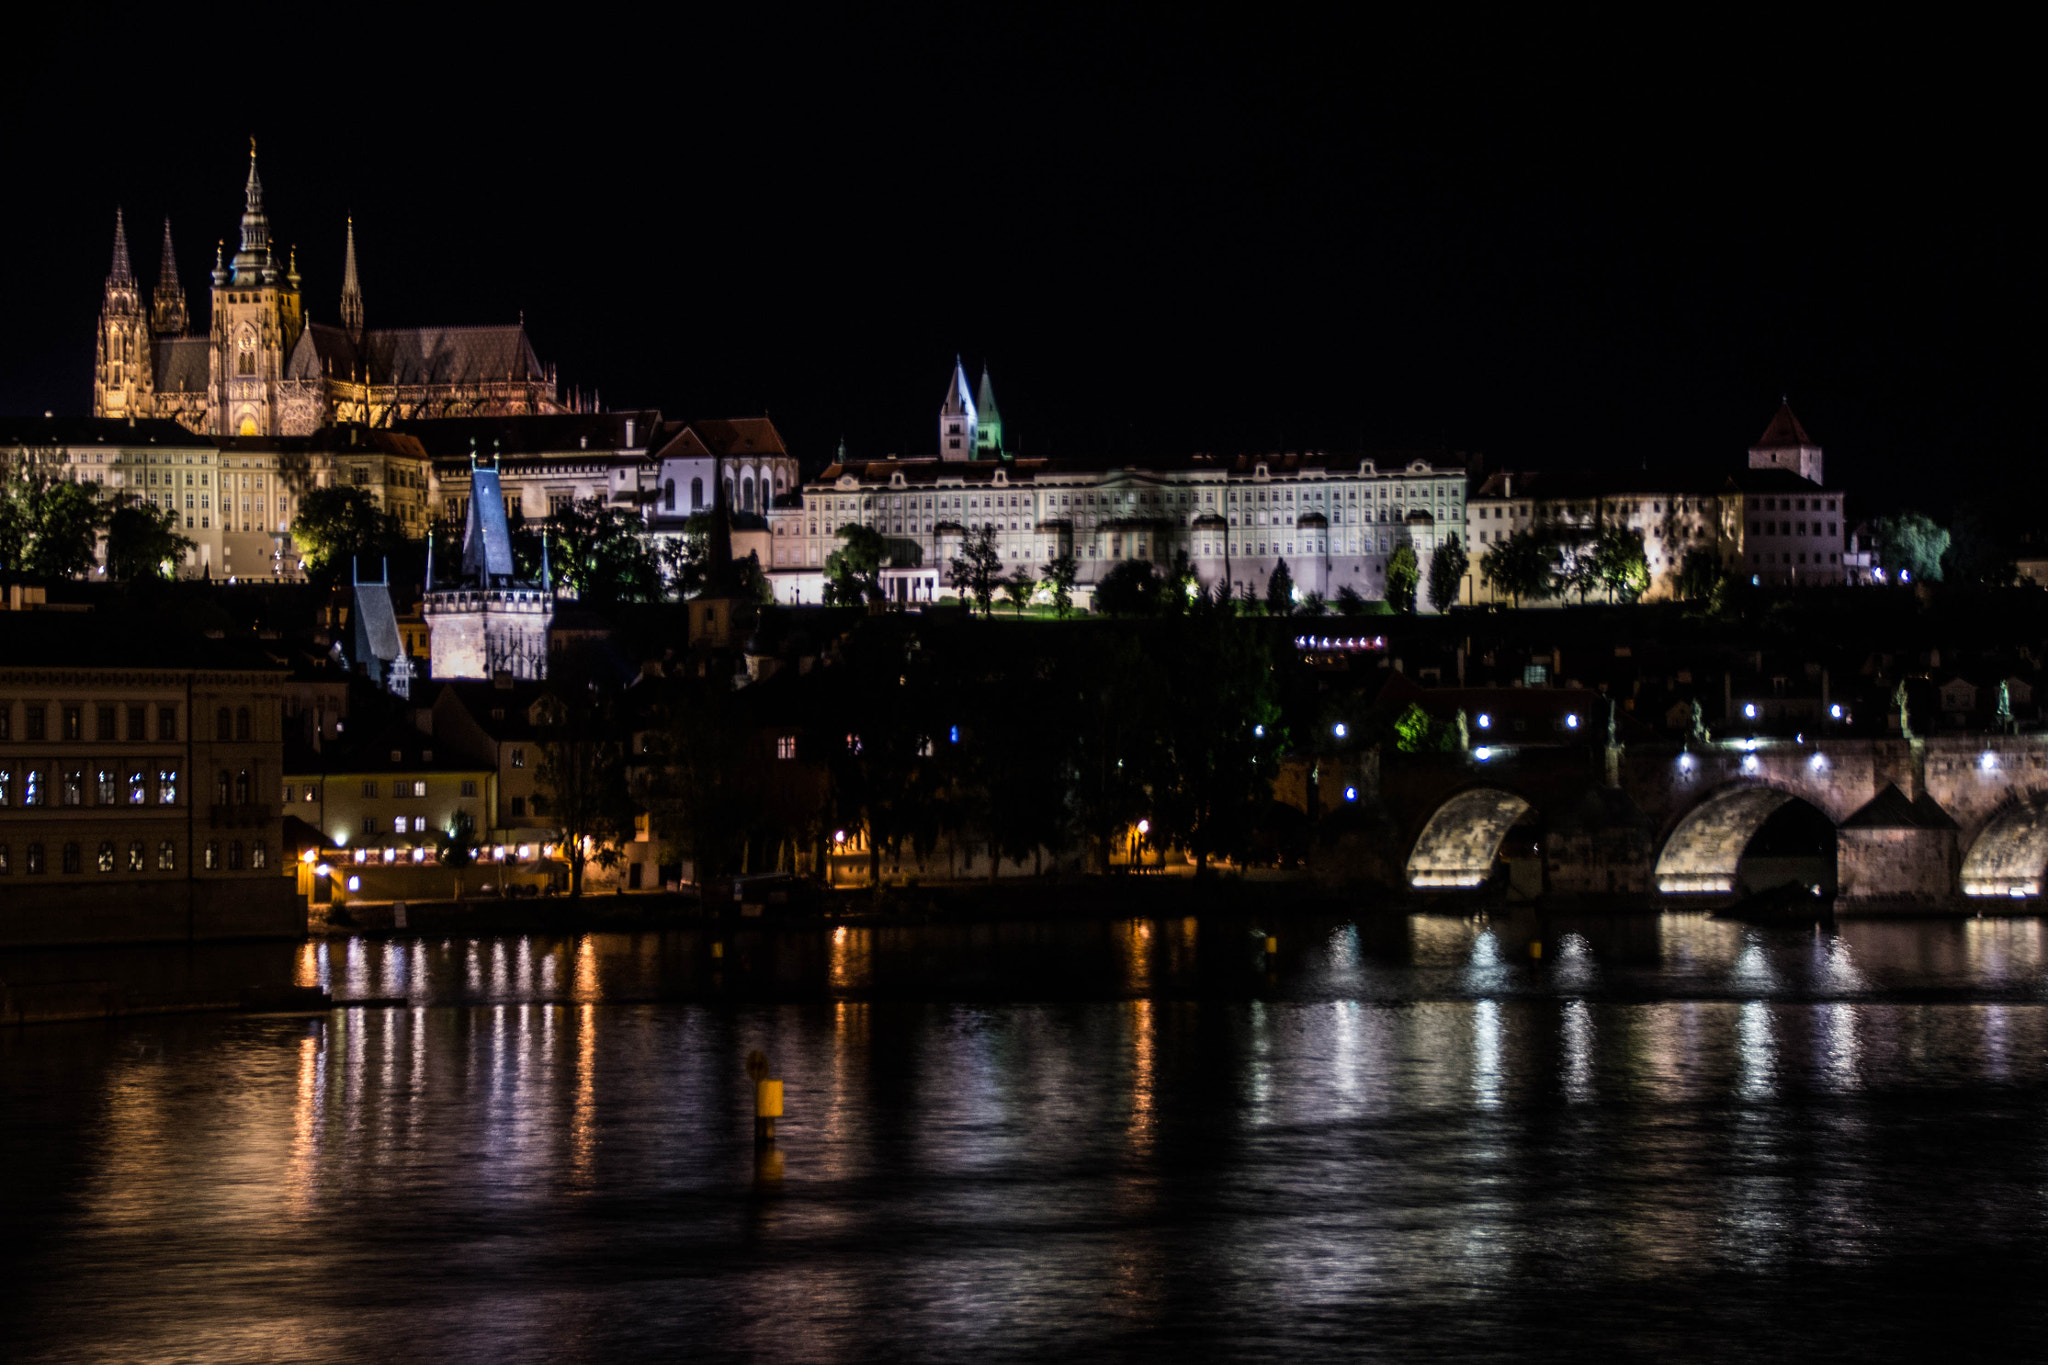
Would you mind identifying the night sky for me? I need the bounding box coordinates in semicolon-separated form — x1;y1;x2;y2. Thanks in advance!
4;12;2032;513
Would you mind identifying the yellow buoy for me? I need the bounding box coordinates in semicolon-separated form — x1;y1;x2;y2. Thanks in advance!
755;1079;784;1119
1528;940;1543;959
711;941;724;959
1263;936;1278;954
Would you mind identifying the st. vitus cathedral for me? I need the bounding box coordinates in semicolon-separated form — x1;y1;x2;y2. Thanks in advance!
92;143;567;437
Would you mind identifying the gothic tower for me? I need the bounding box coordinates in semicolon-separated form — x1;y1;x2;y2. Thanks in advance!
938;356;977;460
93;209;152;419
207;141;303;436
339;216;364;343
151;216;188;337
1748;400;1823;485
974;363;1005;459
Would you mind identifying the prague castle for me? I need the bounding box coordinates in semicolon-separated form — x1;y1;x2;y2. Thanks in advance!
93;145;566;437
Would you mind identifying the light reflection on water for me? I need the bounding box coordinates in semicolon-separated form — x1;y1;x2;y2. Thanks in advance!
9;915;2048;1360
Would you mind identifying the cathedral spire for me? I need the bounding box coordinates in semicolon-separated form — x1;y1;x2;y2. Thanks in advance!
152;216;188;337
107;208;134;287
232;137;274;282
340;216;364;341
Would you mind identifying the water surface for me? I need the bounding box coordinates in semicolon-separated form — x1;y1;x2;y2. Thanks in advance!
4;913;2046;1362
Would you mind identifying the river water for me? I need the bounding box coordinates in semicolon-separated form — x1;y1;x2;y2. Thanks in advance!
5;912;2048;1362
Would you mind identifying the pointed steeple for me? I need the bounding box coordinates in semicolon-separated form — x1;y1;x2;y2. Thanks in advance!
339;216;364;340
151;216;187;337
107;208;134;286
231;137;275;283
938;355;977;460
975;363;1004;459
1748;399;1825;485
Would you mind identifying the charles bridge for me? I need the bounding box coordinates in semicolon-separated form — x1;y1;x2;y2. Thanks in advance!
1388;733;2048;908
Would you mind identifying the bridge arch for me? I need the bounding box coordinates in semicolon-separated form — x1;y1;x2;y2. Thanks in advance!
1654;782;1836;895
1406;786;1534;888
1961;794;2048;899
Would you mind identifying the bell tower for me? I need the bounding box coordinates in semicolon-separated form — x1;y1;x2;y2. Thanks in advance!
207;140;303;436
93;209;152;419
938;356;977;461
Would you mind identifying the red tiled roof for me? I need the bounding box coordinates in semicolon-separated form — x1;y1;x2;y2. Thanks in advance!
1753;402;1816;450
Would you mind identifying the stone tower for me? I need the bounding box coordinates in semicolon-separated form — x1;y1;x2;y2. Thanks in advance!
151;216;188;337
1749;401;1823;484
94;209;152;419
974;363;1005;459
424;451;555;681
207;141;303;436
938;356;977;460
339;216;364;343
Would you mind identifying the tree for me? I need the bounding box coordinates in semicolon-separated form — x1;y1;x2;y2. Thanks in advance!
1593;526;1649;602
104;498;194;582
1872;511;1948;583
1094;558;1161;616
1265;558;1295;616
1480;529;1556;607
1148;604;1284;875
1001;565;1037;615
435;810;480;901
1428;535;1468;613
824;524;889;605
1555;533;1602;603
531;656;639;897
291;486;402;585
1;453;103;581
658;515;712;599
947;526;1004;616
1334;585;1367;616
1386;544;1420;613
635;676;766;886
548;497;662;604
1299;591;1328;616
1675;547;1724;602
1041;552;1079;618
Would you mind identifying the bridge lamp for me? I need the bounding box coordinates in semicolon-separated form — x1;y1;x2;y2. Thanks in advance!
1333;722;1348;738
346;875;361;892
1474;746;1494;761
1678;754;1696;771
1344;786;1358;801
1901;569;1912;583
1476;713;1492;729
1743;703;1758;719
1810;752;1827;770
1253;724;1265;738
1981;752;1999;772
1830;703;1844;720
1741;755;1759;773
1565;714;1579;729
1136;820;1150;836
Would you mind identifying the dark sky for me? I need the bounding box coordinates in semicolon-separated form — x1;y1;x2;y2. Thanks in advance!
3;11;2032;513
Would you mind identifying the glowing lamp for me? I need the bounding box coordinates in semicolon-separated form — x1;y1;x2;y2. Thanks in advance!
1565;714;1579;729
1333;722;1348;738
1136;820;1150;835
1344;786;1358;801
1743;703;1758;719
1830;703;1844;719
1476;713;1491;729
346;875;361;892
1474;746;1494;761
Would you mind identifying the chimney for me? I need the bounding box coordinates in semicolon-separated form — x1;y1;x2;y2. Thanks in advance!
625;418;636;447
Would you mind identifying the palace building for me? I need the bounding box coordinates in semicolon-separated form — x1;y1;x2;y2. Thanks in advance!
765;358;1470;607
93;145;567;438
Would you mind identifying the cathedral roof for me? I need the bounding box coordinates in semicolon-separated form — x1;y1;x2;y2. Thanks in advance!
1753;401;1817;450
653;417;789;461
287;322;547;387
153;337;210;393
397;411;662;458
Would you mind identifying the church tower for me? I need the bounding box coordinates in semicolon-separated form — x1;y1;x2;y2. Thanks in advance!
1749;400;1823;484
974;363;1005;459
339;216;364;343
93;209;152;419
938;356;977;460
207;141;303;436
151;216;188;337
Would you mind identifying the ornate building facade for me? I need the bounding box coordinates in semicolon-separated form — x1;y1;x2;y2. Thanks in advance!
93;146;567;438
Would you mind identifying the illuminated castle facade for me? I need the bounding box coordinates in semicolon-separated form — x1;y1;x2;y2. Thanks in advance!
93;146;566;438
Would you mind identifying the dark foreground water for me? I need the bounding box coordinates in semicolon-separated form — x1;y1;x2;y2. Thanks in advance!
6;912;2048;1362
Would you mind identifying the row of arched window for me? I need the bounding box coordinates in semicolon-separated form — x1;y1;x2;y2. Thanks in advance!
215;707;253;741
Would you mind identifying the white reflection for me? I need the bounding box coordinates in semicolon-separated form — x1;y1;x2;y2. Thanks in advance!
1562;1000;1594;1103
1473;999;1502;1109
1555;932;1597;993
1983;1004;2010;1081
1813;934;1865;994
1731;935;1780;995
1816;1001;1859;1091
1464;929;1508;995
1738;1001;1776;1100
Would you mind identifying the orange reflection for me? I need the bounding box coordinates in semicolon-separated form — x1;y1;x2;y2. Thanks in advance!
573;936;600;1001
287;1029;324;1216
569;1003;596;1189
1120;919;1156;995
828;925;872;992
